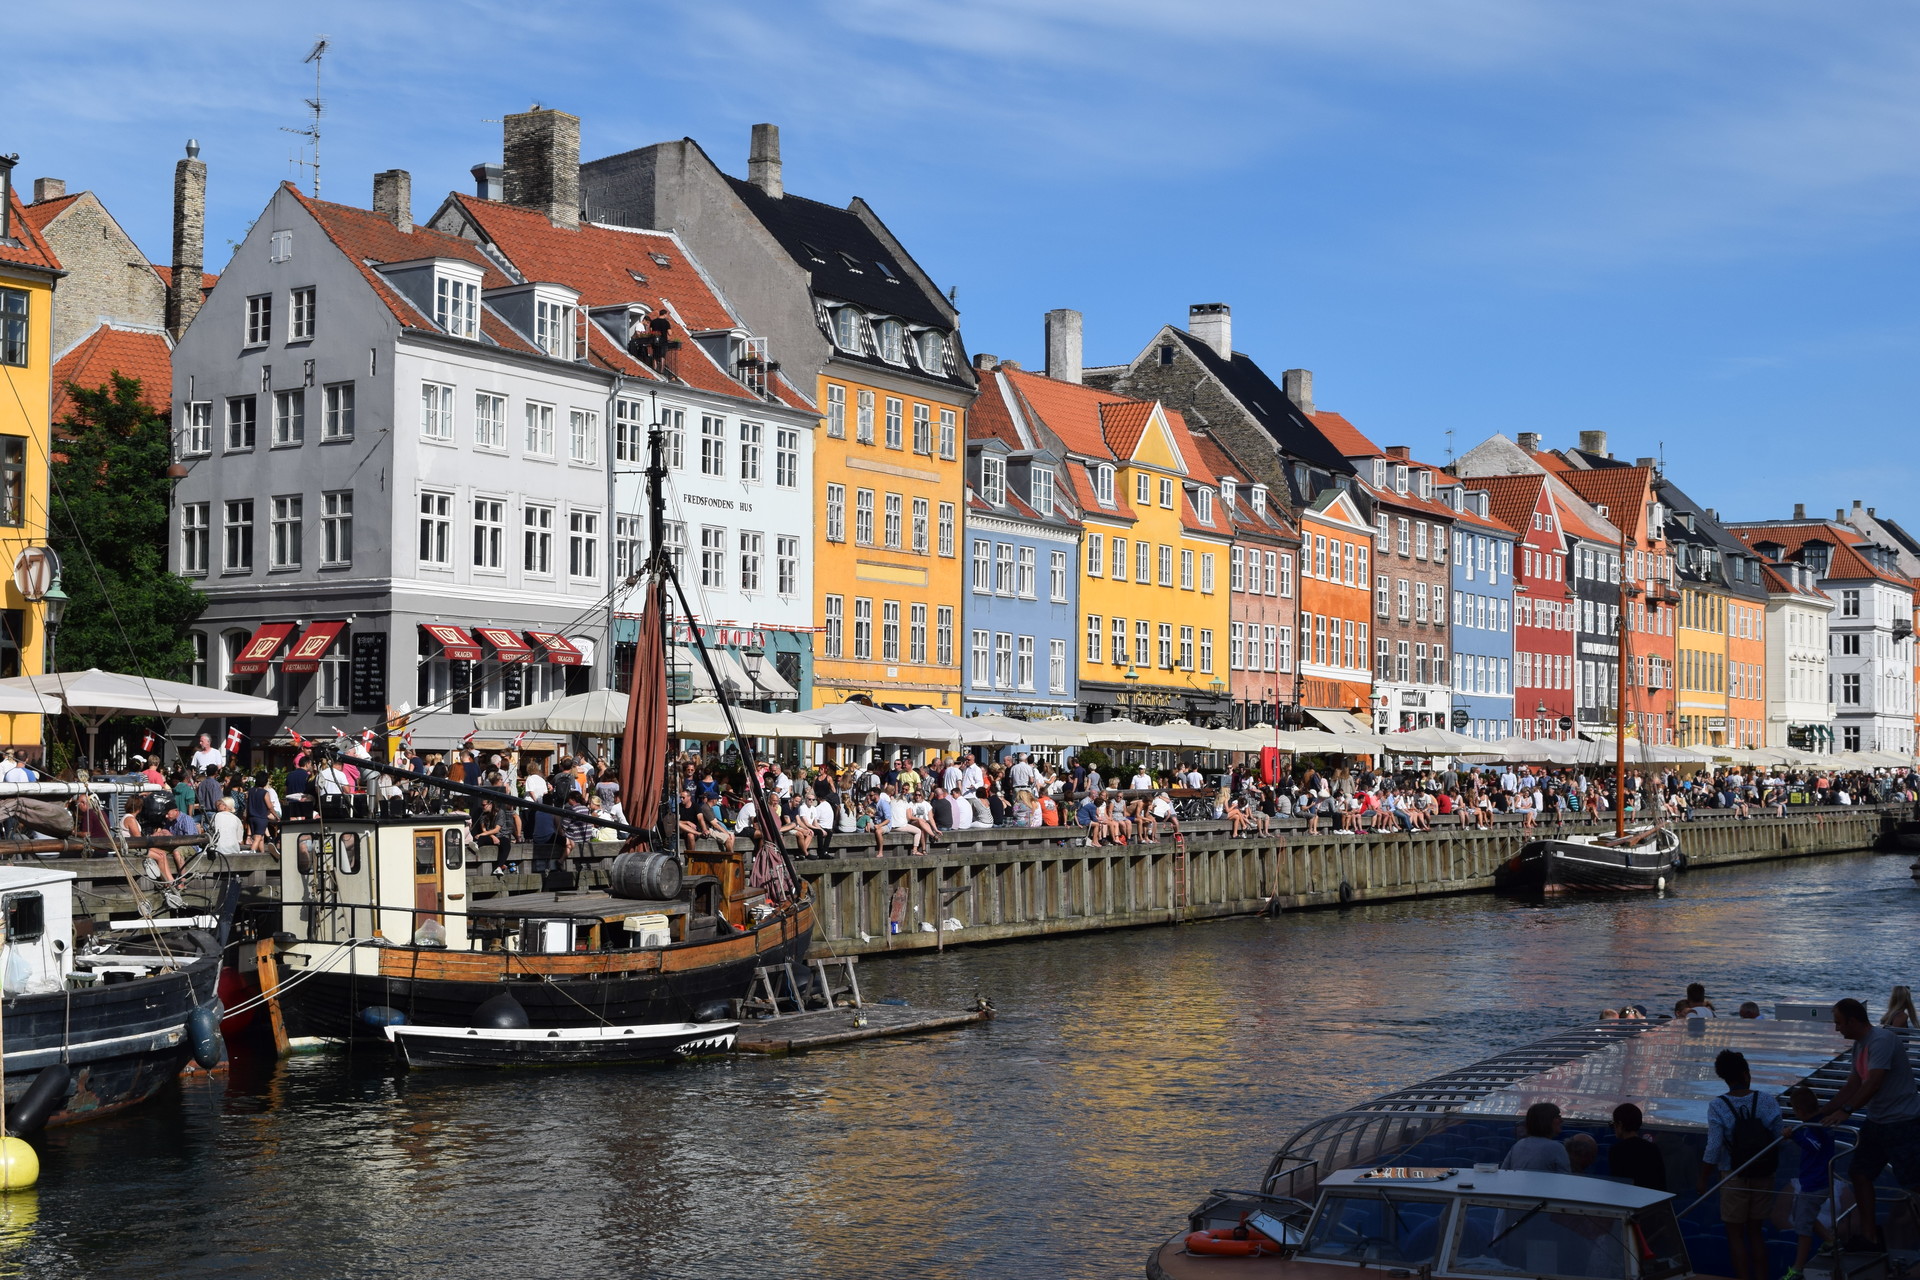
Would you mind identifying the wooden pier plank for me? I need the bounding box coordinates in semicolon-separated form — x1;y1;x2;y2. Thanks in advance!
732;1004;992;1055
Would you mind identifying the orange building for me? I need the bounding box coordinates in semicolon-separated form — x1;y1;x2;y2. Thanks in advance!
1294;486;1374;721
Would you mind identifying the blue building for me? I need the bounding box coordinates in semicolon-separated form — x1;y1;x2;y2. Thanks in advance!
1444;483;1518;740
961;375;1082;718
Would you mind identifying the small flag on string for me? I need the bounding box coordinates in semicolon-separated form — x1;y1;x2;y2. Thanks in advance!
290;730;311;751
460;728;477;746
140;732;156;754
361;728;376;752
512;731;527;750
224;726;243;755
401;728;415;750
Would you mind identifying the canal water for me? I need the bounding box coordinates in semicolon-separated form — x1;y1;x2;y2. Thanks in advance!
9;850;1916;1279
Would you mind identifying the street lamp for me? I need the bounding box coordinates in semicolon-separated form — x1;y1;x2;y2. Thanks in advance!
42;578;66;674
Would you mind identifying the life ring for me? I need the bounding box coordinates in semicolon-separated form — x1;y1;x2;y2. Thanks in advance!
1185;1227;1282;1257
1338;880;1355;906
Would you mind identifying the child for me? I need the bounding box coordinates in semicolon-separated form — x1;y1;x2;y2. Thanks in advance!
1784;1085;1836;1280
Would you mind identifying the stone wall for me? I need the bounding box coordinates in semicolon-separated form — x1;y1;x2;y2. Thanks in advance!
33;193;166;355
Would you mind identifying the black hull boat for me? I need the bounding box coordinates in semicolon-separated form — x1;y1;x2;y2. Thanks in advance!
1493;825;1682;893
385;1019;738;1069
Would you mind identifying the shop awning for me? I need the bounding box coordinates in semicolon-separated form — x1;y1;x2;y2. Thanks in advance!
473;626;536;663
525;631;585;666
738;653;798;702
280;621;346;673
421;623;483;662
231;622;297;675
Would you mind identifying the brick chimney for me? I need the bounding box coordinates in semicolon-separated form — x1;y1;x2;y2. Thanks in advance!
166;139;206;341
503;106;581;229
32;178;65;203
748;124;783;198
1188;303;1231;359
1579;430;1608;457
373;169;412;232
1044;308;1082;384
1517;432;1541;452
1282;368;1314;414
1793;503;1806;519
1385;445;1411;460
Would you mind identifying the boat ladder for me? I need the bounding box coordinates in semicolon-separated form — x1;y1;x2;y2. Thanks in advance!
1172;837;1190;922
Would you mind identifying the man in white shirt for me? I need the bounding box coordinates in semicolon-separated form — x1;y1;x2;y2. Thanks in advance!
1009;754;1037;796
959;753;985;794
766;762;794;800
211;797;246;856
523;764;549;807
1183;766;1204;790
0;751;33;784
1130;767;1153;791
944;786;972;831
940;756;964;794
190;733;227;772
796;794;834;857
315;761;353;797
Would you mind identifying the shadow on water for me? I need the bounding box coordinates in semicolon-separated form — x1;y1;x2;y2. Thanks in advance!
7;851;1915;1279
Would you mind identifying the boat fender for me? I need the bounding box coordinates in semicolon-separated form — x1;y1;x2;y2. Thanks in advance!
1338;880;1354;907
1265;895;1284;919
1672;850;1689;872
692;1000;734;1024
187;1004;225;1069
472;992;531;1030
6;1063;72;1137
1185;1227;1282;1257
359;1005;408;1029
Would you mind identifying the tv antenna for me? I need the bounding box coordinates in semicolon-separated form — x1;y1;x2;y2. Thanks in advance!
280;37;329;196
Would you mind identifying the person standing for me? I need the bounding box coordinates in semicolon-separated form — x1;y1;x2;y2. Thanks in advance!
1607;1103;1668;1191
190;733;226;772
1699;1049;1783;1280
1818;997;1920;1251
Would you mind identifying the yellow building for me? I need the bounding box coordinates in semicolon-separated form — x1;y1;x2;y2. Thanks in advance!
994;366;1232;723
0;164;57;751
1676;584;1730;747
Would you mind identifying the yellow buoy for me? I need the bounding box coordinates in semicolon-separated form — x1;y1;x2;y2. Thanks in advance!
0;1138;38;1191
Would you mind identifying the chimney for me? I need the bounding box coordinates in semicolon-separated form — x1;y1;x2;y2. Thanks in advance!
1188;303;1231;359
1385;446;1411;460
1000;359;1022;371
471;162;503;200
1579;430;1608;457
1044;308;1083;384
748;124;783;198
1635;456;1655;468
1793;503;1806;519
1517;432;1541;452
32;177;65;203
165;139;206;341
1852;499;1864;511
502;106;581;229
372;169;412;232
973;353;999;371
1837;509;1845;521
1282;368;1314;414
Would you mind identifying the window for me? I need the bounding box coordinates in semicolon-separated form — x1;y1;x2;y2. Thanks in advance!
772;534;798;596
1397;578;1411;620
1087;615;1103;662
853;598;873;659
1199;629;1213;673
524;402;555;456
245;294;271;345
0;289;27;366
661;408;685;468
1049;638;1067;694
1415;642;1429;683
884;493;902;548
1396;517;1411;556
1415;581;1428;623
1159;623;1174;669
911;498;929;554
418;382;455;441
1086;533;1104;578
268;229;293;262
981;455;1006;505
1160;477;1175;509
972;630;991;687
223;500;253;571
936;606;954;666
738;530;762;592
226;396;257;450
434;274;477;339
1277;625;1292;672
181;400;213;455
833;308;862;352
570;410;599;465
826;484;846;542
909;603;927;663
270;495;302;569
824;596;843;658
992;632;1011;686
878;320;906;364
1029;466;1056;516
995;543;1016;596
569;512;599;579
938;503;956;557
1315;536;1327;578
181;503;210;575
884;396;903;449
1158;544;1173;587
1231;547;1246;593
1136;541;1150;582
289;287;315;340
825;384;848;438
1396;640;1411;682
700;414;725;475
1414;522;1428;559
1050;550;1067;601
1376;635;1391;677
416;491;451;566
1180;548;1194;590
1106;538;1126;579
662;522;685;573
1843;673;1861;704
1095;465;1115;506
1279;552;1294;598
1376;574;1389;616
1110;617;1127;665
1017;546;1036;598
615;515;644;581
738;420;761;480
972;540;992;593
1265;551;1280;595
1843;590;1861;617
1017;635;1036;690
522;505;552;574
775;428;799;487
1842;633;1861;656
271;389;304;446
699;526;726;589
1230;622;1245;669
1136;473;1151;505
534;297;575;359
855;489;875;546
1375;513;1390;550
1196;489;1213;523
1200;553;1215;594
856;390;875;444
939;409;957;460
912;403;932;454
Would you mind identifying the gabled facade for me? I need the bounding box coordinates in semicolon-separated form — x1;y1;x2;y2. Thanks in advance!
1461;472;1574;740
1352;449;1455;734
1758;560;1834;752
1192;432;1299;730
1295;487;1375;721
1657;483;1769;749
580;124;973;710
20;178;168;358
1440;484;1517;741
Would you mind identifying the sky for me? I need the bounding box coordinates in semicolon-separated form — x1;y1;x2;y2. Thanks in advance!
12;0;1920;520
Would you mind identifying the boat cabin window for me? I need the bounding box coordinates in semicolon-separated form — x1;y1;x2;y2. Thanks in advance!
1301;1192;1449;1267
338;832;361;874
3;892;42;943
415;835;436;874
443;828;464;870
1447;1199;1636;1280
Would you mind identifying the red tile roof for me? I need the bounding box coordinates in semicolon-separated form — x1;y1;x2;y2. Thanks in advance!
291;184;506;334
0;191;62;275
51;325;170;421
1759;562;1829;602
19;193;81;235
1460;473;1549;538
1098;400;1155;457
1731;522;1913;588
1308;410;1380;458
1191;432;1295;542
1556;467;1656;539
1545;477;1619;545
151;265;219;294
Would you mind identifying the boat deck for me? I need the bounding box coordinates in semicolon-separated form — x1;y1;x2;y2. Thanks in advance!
732;1003;992;1055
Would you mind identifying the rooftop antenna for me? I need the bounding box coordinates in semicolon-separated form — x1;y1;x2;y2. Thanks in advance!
1444;428;1454;464
280;37;329;197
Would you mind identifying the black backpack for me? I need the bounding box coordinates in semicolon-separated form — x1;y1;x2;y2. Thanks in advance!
1723;1093;1778;1176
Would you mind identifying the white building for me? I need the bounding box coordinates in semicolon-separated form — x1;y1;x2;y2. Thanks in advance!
1759;560;1835;753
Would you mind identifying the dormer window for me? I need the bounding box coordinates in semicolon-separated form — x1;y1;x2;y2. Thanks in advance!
535;295;576;360
832;307;862;352
918;330;946;373
876;319;906;364
1031;466;1055;516
1094;464;1115;507
1220;477;1236;508
435;272;479;340
1372;459;1387;488
1196;488;1214;523
981;455;1006;506
1416;470;1432;500
1394;464;1409;495
1251;485;1267;515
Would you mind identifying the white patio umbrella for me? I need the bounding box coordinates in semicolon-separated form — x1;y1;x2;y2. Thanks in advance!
0;668;277;765
1082;718;1195;749
472;689;631;735
959;714;1092;748
0;685;59;716
791;702;956;749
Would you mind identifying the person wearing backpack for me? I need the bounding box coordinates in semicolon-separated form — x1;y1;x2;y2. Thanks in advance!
1699;1049;1784;1280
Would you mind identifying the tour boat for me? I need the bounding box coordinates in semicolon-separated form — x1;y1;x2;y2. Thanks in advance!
1146;1010;1899;1280
1493;825;1683;893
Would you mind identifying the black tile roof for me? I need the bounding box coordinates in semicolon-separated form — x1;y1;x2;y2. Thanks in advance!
1166;330;1354;475
1871;514;1920;561
723;177;950;328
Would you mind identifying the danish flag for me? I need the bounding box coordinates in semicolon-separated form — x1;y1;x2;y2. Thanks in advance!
224;726;243;755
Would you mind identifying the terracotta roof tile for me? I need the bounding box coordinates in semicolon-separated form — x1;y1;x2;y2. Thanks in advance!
1556;467;1654;535
291;185;503;334
19;193;81;234
1098;400;1155;457
151;265;219;293
1308;410;1381;458
0;191;62;275
1730;522;1913;588
51;325;170;421
1459;473;1548;537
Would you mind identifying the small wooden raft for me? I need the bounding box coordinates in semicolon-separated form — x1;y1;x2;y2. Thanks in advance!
732;1003;992;1055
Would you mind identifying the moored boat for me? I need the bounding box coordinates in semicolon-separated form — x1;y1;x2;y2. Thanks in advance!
385;1018;739;1069
1493;825;1683;893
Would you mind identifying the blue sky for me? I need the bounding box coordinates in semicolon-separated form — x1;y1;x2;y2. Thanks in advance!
14;1;1919;518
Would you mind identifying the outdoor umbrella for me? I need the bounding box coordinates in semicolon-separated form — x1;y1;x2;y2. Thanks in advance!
958;714;1092;748
473;689;631;735
0;668;277;765
791;703;956;749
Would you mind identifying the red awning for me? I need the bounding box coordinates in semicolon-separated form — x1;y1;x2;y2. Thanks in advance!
420;623;483;662
280;621;347;673
231;622;297;675
525;630;585;666
473;626;536;663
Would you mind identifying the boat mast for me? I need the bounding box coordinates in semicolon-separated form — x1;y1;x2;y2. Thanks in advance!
1616;524;1630;838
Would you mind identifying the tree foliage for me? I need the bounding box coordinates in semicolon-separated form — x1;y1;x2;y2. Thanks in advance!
49;374;205;677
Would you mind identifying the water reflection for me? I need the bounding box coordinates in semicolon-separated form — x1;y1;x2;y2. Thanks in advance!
7;852;1915;1279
